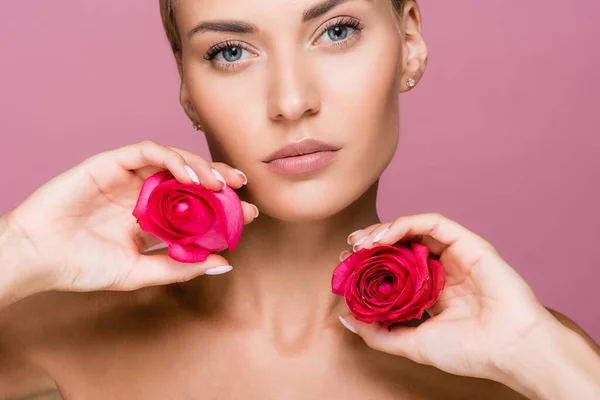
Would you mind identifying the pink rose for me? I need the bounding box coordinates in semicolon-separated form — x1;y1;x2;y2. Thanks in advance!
133;170;244;263
332;241;445;328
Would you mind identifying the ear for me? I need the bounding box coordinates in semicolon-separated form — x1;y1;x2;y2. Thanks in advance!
175;55;202;126
398;2;428;93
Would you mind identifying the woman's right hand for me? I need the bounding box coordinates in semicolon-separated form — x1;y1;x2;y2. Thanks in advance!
1;140;258;296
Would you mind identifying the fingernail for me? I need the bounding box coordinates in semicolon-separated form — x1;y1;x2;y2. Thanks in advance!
211;169;227;189
353;236;368;252
339;316;357;334
205;265;233;275
233;169;248;185
251;204;260;218
184;165;200;184
339;251;351;262
373;228;390;244
347;230;363;245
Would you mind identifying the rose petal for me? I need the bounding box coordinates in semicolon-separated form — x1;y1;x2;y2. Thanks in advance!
150;183;216;236
133;171;174;219
184;218;228;251
391;269;415;308
394;243;429;294
168;243;213;263
349;265;395;315
429;258;445;297
332;249;372;295
169;192;214;236
420;258;446;309
145;186;188;241
211;186;244;251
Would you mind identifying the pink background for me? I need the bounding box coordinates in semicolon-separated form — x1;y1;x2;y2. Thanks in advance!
1;2;599;340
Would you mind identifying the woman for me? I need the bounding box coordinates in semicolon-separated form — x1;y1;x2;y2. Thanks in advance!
0;0;599;398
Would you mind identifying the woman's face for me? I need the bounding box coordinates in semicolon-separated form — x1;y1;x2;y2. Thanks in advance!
175;0;421;222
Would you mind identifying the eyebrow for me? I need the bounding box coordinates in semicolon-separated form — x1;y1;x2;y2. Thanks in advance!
187;20;258;38
302;0;358;23
187;0;367;39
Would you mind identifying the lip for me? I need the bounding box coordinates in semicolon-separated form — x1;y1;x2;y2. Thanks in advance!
265;151;339;174
263;139;341;163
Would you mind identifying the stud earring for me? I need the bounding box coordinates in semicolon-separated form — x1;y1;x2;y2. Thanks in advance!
407;78;416;88
193;123;202;131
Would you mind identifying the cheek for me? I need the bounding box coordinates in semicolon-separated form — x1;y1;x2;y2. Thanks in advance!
320;32;402;121
318;28;402;186
184;66;266;166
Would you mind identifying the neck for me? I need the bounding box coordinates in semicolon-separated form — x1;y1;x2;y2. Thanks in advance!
173;182;381;338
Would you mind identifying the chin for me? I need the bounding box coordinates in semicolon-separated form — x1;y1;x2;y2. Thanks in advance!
251;177;375;222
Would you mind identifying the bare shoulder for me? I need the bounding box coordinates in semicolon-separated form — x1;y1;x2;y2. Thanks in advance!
0;286;166;399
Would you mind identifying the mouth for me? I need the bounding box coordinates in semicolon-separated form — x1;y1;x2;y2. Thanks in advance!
263;139;341;163
263;139;341;175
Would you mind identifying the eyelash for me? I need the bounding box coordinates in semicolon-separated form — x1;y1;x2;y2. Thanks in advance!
204;39;250;62
316;16;364;47
203;16;364;68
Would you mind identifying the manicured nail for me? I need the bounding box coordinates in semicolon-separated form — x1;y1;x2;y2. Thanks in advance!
233;169;248;185
339;316;357;334
251;204;260;218
205;265;233;275
184;165;200;184
211;169;227;189
353;236;368;252
373;228;390;244
347;230;363;245
339;251;351;262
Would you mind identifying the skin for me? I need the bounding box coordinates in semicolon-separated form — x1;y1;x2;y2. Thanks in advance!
0;0;598;398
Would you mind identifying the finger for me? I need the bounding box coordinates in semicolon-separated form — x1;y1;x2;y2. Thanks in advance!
346;224;382;247
241;201;260;224
339;315;425;364
211;162;248;189
134;165;167;181
339;250;352;262
105;140;199;185
125;253;233;290
165;146;225;191
134;163;246;194
371;213;491;256
352;223;393;252
352;223;436;253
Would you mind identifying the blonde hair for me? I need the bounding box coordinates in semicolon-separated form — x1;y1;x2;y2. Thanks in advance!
159;0;408;55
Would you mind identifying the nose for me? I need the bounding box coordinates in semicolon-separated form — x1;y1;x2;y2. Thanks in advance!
267;53;321;122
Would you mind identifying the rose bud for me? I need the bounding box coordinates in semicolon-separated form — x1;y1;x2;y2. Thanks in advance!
332;241;445;328
133;170;244;263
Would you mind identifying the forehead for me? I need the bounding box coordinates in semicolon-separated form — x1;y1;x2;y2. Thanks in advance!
176;0;381;29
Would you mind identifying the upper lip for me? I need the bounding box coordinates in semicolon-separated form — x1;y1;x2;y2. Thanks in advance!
263;139;341;162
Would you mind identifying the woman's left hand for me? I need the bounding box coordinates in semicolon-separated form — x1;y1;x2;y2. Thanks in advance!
340;213;562;381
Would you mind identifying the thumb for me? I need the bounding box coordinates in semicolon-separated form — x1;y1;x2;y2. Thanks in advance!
339;314;424;363
125;253;233;290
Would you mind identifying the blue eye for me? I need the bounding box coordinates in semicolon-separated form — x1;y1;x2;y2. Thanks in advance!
204;40;251;63
221;47;243;62
318;17;363;45
326;25;352;42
